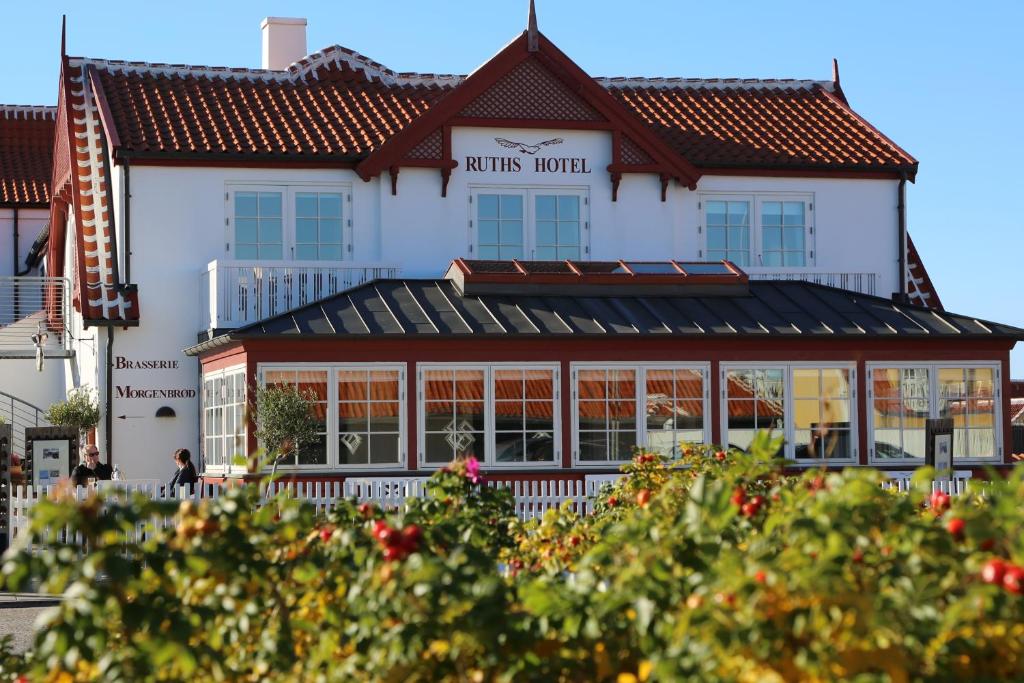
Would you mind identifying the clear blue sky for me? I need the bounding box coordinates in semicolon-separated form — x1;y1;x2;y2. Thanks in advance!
3;1;1022;374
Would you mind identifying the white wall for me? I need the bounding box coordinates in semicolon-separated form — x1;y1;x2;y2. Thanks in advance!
31;127;901;480
0;208;48;277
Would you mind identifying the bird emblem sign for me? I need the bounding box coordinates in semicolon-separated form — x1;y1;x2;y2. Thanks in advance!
462;137;592;174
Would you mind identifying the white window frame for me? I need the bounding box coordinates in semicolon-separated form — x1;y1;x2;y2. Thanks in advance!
570;362;711;466
257;363;407;471
201;365;247;475
226;183;353;261
866;362;1002;465
469;186;590;260
417;362;562;470
720;362;858;465
699;193;815;268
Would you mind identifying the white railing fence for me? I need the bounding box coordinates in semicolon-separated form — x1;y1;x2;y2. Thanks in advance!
748;270;877;296
8;472;975;550
202;260;401;330
0;276;69;357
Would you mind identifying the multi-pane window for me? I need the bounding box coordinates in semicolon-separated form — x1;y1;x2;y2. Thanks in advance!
535;195;581;260
422;368;487;465
473;188;587;260
477;194;524;259
724;368;786;453
263;369;329;466
573;365;709;463
706;200;750;265
871;364;1000;462
702;195;813;267
761;201;806;266
338;369;402;465
295;192;344;260
792;368;853;460
577;368;638;462
644;368;705;457
722;365;855;462
493;368;557;464
202;369;246;471
418;365;559;467
234;191;283;259
229;185;350;261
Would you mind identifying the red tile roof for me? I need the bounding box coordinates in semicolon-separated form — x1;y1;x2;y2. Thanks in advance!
603;80;917;175
0;106;56;205
69;39;916;176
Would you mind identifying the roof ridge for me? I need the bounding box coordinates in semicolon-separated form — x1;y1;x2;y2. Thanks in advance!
0;105;58;120
596;76;834;91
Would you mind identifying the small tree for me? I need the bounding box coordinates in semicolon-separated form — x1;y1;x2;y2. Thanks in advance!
43;387;100;442
252;384;319;465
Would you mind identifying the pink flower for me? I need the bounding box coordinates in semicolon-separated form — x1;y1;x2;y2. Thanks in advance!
465;456;482;484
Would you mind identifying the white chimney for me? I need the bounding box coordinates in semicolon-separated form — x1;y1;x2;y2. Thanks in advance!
261;17;307;70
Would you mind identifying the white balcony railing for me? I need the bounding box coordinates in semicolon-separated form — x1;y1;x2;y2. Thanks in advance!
0;276;69;358
747;270;877;296
202;260;401;330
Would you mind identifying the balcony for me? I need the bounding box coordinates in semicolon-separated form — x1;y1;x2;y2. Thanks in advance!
0;276;70;359
746;269;877;296
202;260;401;331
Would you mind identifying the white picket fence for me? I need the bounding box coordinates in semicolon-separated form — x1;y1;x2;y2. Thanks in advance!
7;472;976;550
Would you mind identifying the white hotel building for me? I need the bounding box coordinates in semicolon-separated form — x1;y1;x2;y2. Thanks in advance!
0;12;1019;482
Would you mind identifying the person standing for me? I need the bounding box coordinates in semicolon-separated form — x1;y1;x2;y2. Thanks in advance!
168;448;198;491
71;445;113;486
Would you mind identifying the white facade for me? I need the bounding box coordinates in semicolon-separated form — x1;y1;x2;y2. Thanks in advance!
21;123;904;479
0;208;48;277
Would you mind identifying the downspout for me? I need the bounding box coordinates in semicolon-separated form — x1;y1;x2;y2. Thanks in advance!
897;172;908;303
105;326;114;466
123;160;131;284
11;207;18;275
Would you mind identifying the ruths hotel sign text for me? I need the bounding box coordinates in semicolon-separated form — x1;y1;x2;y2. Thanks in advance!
464;137;592;174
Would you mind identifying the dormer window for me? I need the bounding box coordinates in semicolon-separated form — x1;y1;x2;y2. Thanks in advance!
471;187;588;261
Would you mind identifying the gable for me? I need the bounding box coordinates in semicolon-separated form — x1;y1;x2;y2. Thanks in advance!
356;32;702;200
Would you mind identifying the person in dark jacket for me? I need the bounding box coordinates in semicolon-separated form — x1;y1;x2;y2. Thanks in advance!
168;448;198;491
71;445;112;486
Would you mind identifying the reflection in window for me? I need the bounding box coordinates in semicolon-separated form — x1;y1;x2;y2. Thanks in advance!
725;368;785;453
234;191;283;259
493;368;556;464
338;370;402;465
792;368;852;460
263;369;329;465
203;371;246;470
644;368;704;456
577;368;637;461
872;368;930;459
937;367;996;459
761;201;806;266
422;368;486;464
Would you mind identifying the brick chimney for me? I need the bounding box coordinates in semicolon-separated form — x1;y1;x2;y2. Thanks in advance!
261;17;307;70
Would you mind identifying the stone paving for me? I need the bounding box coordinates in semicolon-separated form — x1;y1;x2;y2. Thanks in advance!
0;595;59;654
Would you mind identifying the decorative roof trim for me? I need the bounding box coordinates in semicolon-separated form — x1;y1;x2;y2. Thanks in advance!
0;105;57;119
597;77;834;91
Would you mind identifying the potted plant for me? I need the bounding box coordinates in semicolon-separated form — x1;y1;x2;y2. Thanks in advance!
43;387;100;444
252;384;320;486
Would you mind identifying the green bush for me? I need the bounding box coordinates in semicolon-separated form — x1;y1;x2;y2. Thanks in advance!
252;383;320;462
2;444;1024;682
42;387;100;438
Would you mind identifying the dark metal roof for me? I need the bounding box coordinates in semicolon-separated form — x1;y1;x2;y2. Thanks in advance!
184;279;1024;356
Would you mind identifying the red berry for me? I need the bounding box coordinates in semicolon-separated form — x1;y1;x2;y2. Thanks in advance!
715;451;727;461
607;496;618;507
358;502;373;517
946;518;965;540
852;549;864;564
569;536;581;547
980;538;996;551
382;546;404;562
636;489;651;507
372;520;390;541
731;487;747;507
741;502;758;518
1003;565;1024;595
319;527;333;543
754;570;767;584
981;559;1007;585
929;491;951;515
400;525;422;551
